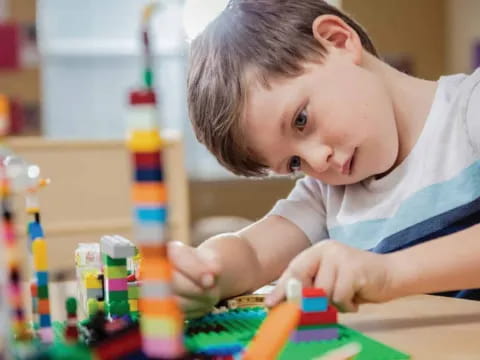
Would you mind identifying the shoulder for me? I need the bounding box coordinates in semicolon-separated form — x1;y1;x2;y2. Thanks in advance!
463;68;480;154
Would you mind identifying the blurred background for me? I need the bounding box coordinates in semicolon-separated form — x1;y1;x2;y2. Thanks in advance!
0;0;479;271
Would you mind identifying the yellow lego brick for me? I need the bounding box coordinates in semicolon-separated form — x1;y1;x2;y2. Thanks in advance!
140;316;182;337
129;299;138;312
32;238;48;271
127;130;163;152
83;272;102;289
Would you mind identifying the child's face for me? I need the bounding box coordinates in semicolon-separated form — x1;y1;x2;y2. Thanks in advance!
242;49;399;185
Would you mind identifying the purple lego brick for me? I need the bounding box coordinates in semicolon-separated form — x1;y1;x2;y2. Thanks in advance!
290;327;339;343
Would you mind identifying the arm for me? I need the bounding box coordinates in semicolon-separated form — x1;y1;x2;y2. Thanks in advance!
199;214;311;300
388;223;480;297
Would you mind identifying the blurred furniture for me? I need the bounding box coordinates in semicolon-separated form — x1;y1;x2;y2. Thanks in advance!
7;131;190;274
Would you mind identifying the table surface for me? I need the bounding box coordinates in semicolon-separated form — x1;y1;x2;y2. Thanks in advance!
46;282;480;359
341;295;480;360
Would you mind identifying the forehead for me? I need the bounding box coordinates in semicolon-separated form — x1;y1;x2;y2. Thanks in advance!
241;69;300;164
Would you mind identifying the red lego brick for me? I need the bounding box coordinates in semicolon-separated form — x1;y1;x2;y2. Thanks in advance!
302;287;327;298
298;305;337;326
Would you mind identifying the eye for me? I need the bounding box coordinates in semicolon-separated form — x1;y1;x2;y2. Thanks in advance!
294;109;308;131
288;155;301;173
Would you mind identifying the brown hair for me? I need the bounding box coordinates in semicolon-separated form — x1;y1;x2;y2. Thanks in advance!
187;0;377;177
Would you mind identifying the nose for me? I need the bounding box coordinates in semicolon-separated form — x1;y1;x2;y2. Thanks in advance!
301;144;333;173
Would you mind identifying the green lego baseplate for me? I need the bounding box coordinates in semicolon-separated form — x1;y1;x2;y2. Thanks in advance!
185;307;410;359
12;307;409;359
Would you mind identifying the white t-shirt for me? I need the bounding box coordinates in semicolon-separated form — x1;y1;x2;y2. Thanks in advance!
269;68;480;254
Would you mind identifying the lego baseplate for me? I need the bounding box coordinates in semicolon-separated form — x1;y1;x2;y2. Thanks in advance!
12;307;409;359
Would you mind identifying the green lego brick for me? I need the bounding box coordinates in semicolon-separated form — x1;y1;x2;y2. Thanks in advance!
104;265;127;278
128;284;139;299
37;285;49;298
107;290;129;301
102;254;127;266
66;297;77;314
106;300;130;316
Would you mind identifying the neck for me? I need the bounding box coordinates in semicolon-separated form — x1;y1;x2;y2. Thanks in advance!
366;54;439;167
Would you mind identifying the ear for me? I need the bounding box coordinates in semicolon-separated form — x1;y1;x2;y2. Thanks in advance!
312;15;362;64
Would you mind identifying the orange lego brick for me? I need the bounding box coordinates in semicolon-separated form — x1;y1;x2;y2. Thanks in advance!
139;244;167;259
38;299;50;314
132;182;167;204
139;258;172;281
243;302;300;360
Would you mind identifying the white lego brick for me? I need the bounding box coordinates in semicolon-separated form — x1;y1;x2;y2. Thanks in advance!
100;235;136;259
134;223;167;244
140;280;172;298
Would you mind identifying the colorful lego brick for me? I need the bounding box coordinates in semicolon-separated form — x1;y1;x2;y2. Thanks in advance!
140;280;172;298
142;336;184;359
107;290;129;302
134;223;167;244
135;168;163;182
104;265;128;278
86;288;104;300
286;278;302;304
133;152;162;168
132;182;166;203
139;259;172;281
302;296;328;313
140;316;182;337
299;305;338;326
135;206;167;223
243;302;300;360
39;314;51;327
27;221;44;241
128;282;139;299
102;254;127;266
101;235;136;259
37;285;49;298
83;272;102;289
138;298;183;318
106;300;130;317
38;299;50;314
107;278;128;292
302;288;327;298
127;106;157;130
36;271;48;286
127;130;163;152
129;299;138;312
290;327;339;342
32;238;48;270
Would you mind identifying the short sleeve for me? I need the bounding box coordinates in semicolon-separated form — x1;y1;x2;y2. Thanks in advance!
465;69;480;155
268;176;328;244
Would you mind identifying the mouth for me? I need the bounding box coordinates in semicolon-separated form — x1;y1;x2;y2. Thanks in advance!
341;149;356;176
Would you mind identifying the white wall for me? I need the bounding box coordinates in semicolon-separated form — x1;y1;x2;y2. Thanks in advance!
446;0;480;74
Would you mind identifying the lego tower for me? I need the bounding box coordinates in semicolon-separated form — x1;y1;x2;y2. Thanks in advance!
126;3;184;357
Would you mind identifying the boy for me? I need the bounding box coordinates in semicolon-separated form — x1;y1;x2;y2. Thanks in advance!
171;0;480;319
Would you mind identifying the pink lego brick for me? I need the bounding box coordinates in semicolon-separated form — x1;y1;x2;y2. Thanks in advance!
107;278;128;291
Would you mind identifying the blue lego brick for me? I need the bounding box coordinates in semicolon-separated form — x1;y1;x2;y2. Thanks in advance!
39;314;51;327
134;168;163;182
302;297;328;312
37;271;48;286
28;221;44;241
134;207;167;223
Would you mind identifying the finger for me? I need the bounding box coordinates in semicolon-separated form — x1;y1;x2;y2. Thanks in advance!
176;295;208;313
186;309;210;320
266;252;319;307
313;259;337;299
168;241;219;289
331;271;358;313
172;270;204;298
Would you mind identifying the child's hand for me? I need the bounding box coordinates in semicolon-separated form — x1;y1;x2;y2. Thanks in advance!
168;241;221;319
265;240;393;312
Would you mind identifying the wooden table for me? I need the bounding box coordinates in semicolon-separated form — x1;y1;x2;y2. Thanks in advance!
341;295;480;359
45;283;480;359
